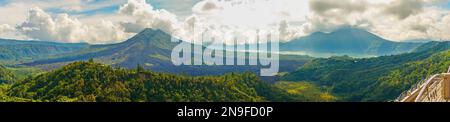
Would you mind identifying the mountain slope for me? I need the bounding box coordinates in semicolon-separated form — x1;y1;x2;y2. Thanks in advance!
281;28;423;57
281;41;449;101
0;65;14;83
0;39;88;62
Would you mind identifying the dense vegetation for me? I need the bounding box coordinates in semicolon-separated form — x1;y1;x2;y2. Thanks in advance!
0;84;34;102
366;50;450;101
4;60;334;102
282;42;449;101
0;65;42;84
0;65;15;84
274;81;336;102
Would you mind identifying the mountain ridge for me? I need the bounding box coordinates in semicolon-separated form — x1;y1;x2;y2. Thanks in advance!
0;38;88;62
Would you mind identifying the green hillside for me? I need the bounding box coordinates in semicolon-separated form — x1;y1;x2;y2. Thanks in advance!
274;81;337;102
282;41;449;101
6;60;334;102
0;84;34;102
366;50;450;101
0;64;42;84
0;65;15;83
0;39;88;62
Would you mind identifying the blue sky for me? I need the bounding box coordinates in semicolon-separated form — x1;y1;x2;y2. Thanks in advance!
446;1;450;8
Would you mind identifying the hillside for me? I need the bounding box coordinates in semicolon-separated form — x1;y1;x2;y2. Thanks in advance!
0;65;15;83
0;84;33;102
6;61;334;102
0;39;88;62
366;50;450;101
280;28;423;57
281;41;450;101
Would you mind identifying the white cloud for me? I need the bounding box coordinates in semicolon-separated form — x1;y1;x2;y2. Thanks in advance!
192;0;223;14
192;0;309;27
118;0;182;36
0;24;27;40
372;7;450;41
16;7;131;44
383;0;446;19
186;0;312;43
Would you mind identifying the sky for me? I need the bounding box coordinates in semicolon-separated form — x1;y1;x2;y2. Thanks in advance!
0;0;450;44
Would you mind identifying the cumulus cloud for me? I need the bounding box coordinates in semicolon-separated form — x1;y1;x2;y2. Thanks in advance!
372;7;450;41
0;24;27;40
0;24;15;33
383;0;424;19
118;0;154;17
118;0;181;36
16;7;130;44
192;0;223;14
278;20;302;41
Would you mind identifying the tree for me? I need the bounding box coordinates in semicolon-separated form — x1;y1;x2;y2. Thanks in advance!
136;63;144;73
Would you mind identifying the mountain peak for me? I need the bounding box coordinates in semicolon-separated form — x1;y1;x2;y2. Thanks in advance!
281;27;422;56
307;27;374;38
120;28;177;50
331;27;382;39
331;27;370;35
139;28;167;35
132;28;170;40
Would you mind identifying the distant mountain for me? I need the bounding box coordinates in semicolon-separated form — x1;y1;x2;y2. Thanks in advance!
0;39;88;62
280;28;424;57
412;40;450;52
24;28;183;70
25;28;310;76
28;28;179;67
